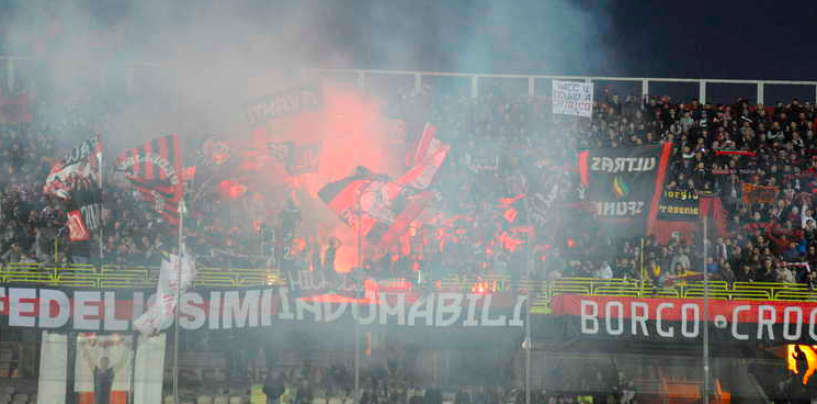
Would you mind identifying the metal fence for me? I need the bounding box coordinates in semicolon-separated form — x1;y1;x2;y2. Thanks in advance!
3;55;817;105
324;68;817;106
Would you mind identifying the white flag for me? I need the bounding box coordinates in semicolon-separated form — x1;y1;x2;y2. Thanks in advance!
133;246;196;335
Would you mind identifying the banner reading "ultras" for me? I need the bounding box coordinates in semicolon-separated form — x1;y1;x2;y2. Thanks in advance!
0;286;527;332
552;295;817;343
578;144;672;236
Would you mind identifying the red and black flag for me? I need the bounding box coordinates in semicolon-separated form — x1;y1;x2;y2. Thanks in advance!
319;170;434;251
115;135;184;225
318;125;450;251
43;136;103;242
318;167;387;238
578;143;672;236
399;124;449;191
44;136;102;199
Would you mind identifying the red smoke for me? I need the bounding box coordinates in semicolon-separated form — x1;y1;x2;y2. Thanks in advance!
236;84;407;271
248;83;403;192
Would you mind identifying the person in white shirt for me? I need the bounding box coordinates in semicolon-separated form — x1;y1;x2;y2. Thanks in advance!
596;261;613;279
801;200;815;229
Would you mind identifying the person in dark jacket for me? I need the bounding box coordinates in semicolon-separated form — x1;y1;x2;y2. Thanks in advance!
263;372;284;404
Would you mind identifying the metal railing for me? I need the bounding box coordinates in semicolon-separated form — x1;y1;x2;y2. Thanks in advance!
2;55;817;104
321;67;817;106
3;264;817;314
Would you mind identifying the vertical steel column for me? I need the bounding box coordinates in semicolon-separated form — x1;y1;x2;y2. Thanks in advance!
642;79;649;100
703;215;710;404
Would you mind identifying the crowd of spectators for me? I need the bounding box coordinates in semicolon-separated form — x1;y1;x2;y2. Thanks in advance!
375;83;817;289
3;73;817;291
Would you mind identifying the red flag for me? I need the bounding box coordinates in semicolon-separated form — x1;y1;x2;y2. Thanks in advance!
319;123;450;250
319;171;435;251
399;122;450;190
67;210;90;242
44;136;101;199
115;135;184;225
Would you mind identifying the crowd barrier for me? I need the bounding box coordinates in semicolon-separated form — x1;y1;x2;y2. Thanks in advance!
3;264;817;314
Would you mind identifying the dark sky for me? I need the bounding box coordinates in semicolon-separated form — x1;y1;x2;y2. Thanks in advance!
604;0;817;81
3;0;817;82
339;0;817;81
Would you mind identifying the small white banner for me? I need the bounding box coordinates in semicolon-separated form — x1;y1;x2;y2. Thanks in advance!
552;80;594;117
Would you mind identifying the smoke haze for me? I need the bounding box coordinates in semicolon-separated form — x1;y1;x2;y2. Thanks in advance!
0;0;615;271
0;0;616;147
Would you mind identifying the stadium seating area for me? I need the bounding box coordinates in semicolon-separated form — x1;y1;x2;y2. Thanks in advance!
1;76;817;292
377;85;817;287
0;385;36;404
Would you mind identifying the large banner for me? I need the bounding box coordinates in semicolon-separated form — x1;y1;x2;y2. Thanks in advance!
244;87;324;128
578;144;672;235
657;189;700;221
552;80;594;118
286;270;365;299
0;286;527;331
551;295;817;343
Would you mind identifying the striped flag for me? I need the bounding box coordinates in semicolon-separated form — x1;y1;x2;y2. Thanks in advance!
115;135;184;225
318;172;434;250
44;136;103;241
44;136;102;200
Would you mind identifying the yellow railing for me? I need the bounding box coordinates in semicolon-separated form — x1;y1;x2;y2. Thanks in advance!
0;264;286;289
2;265;816;314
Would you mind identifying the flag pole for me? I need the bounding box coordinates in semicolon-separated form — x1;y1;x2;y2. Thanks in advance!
354;190;361;404
522;197;534;404
702;214;710;404
173;199;186;404
98;140;105;261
